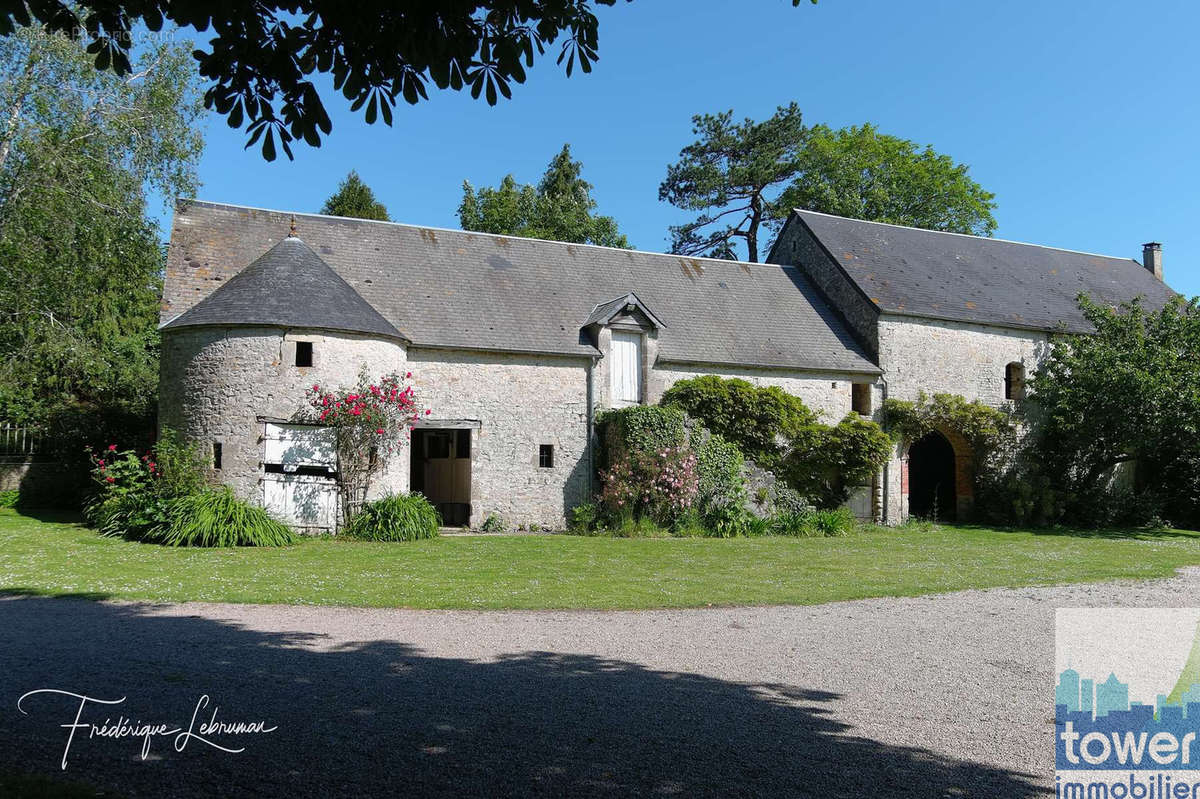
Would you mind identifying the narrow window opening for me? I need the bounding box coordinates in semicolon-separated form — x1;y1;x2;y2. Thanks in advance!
295;341;314;367
852;383;872;415
1005;362;1026;400
213;442;223;470
538;444;554;469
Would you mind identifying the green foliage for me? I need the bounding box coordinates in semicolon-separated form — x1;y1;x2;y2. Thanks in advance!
0;489;17;508
881;392;1015;453
599;446;698;526
597;405;687;467
1023;295;1200;528
480;513;508;533
660;103;808;262
149;486;295;547
2;1;826;159
83;430;208;540
776;123;997;237
766;507;855;538
782;414;893;507
660;105;995;261
694;433;745;511
0;26;204;428
567;503;598;534
319;170;389;220
661;376;888;508
459;144;629;247
343;493;441;542
660;375;816;468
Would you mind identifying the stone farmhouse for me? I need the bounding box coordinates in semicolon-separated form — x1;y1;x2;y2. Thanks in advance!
159;200;1174;530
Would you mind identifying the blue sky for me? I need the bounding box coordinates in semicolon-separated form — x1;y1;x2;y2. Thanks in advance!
181;0;1200;296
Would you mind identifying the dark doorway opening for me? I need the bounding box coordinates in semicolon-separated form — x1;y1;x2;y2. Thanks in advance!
908;431;956;522
410;428;472;526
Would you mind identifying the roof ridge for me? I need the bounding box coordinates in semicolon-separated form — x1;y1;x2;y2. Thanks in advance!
792;208;1143;264
177;197;796;270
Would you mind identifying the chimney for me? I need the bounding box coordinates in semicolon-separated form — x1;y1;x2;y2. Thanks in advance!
1142;242;1163;280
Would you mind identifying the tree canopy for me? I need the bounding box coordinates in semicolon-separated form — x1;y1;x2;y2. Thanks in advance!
778;124;997;238
320;171;390;221
458;144;629;247
0;25;204;433
0;1;813;161
659;105;996;261
1026;294;1200;527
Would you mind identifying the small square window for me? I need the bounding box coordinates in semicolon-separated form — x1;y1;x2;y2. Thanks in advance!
295;341;313;367
213;442;222;470
538;444;554;469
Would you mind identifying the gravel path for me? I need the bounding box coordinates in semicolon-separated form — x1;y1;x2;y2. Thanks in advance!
5;570;1200;798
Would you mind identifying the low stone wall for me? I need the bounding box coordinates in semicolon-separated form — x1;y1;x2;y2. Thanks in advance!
0;459;81;507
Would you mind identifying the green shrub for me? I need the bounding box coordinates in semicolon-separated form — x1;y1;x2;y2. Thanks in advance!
782;414;892;508
694;433;745;512
600;446;698;526
767;510;816;537
766;507;855;537
567;502;599;533
480;513;508;533
811;507;856;537
148;487;295;547
596;405;687;468
343;493;441;541
0;490;18;508
660;375;817;467
83;429;208;540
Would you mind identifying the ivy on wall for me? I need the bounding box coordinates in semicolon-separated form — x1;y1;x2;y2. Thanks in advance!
880;392;1015;455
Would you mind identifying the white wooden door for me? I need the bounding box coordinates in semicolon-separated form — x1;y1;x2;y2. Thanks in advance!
609;331;642;406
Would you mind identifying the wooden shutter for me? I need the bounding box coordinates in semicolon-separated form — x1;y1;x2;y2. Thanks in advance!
610;331;642;406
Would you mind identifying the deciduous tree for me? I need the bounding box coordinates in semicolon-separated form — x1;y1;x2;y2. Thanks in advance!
1028;295;1200;527
0;0;816;160
0;25;204;430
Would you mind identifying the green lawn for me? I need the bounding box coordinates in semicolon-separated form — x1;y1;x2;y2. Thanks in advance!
3;508;1200;610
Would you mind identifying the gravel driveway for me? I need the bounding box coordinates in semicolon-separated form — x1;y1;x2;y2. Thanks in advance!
5;570;1200;798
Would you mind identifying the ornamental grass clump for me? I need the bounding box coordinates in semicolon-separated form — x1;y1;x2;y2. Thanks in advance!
148;486;295;547
342;493;441;542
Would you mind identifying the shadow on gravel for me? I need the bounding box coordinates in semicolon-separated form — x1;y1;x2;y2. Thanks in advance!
0;596;1045;798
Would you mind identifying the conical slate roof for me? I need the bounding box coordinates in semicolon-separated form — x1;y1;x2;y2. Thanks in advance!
162;235;404;339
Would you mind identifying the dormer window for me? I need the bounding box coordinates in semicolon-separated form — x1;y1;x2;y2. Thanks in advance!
610;331;643;406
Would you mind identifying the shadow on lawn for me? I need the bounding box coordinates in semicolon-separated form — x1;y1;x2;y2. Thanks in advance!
0;594;1046;798
948;522;1200;542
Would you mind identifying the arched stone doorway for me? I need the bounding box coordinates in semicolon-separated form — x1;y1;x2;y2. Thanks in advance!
907;431;958;521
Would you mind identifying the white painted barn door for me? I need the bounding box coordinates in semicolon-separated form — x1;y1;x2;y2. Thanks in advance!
610;331;642;406
262;422;339;532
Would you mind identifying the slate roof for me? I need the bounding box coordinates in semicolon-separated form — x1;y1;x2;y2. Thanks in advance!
785;209;1176;333
162;201;880;374
162;235;404;340
583;293;666;329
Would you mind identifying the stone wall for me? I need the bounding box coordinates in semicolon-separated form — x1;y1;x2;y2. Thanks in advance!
158;326;409;508
875;315;1050;523
878;316;1050;404
407;347;592;530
